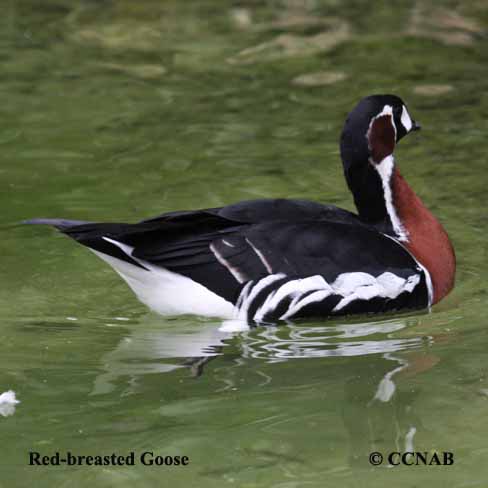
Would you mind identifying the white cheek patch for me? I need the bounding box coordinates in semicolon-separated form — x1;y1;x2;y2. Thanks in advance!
400;105;413;132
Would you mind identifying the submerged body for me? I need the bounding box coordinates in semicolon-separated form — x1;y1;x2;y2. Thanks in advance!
27;95;455;323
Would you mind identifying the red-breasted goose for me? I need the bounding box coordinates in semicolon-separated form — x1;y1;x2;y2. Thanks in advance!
26;95;456;323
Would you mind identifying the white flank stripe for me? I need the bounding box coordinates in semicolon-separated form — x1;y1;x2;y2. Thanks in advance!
253;290;278;323
333;272;420;312
210;242;247;283
236;274;286;320
236;281;253;310
245;238;273;273
404;274;421;293
254;275;330;322
375;272;407;297
280;289;333;320
333;287;381;311
333;272;377;295
240;270;423;321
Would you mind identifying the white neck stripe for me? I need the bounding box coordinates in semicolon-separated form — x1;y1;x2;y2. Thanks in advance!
374;155;409;242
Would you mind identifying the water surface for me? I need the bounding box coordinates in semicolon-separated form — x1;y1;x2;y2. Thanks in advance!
1;1;488;486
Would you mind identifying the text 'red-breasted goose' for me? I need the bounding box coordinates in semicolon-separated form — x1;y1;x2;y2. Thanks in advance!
26;95;456;324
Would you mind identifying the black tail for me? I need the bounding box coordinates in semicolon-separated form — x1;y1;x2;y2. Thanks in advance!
24;211;237;272
23;218;148;269
23;218;92;230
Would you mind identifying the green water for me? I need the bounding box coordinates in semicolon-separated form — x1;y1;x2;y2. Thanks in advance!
1;1;488;486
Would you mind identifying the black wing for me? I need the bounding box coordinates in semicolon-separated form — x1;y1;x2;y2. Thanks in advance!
26;199;428;321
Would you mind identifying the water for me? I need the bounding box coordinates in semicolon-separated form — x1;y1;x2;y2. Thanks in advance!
1;0;488;486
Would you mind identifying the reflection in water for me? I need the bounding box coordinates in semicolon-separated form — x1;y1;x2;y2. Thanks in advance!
90;314;436;471
371;353;409;403
405;426;417;452
344;355;423;470
239;318;429;362
91;323;232;395
91;315;431;395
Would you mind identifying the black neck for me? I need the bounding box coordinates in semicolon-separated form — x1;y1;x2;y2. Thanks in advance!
340;121;394;234
340;124;384;219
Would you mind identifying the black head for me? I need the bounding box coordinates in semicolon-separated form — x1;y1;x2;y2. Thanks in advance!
358;94;419;141
341;94;420;166
340;95;420;223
